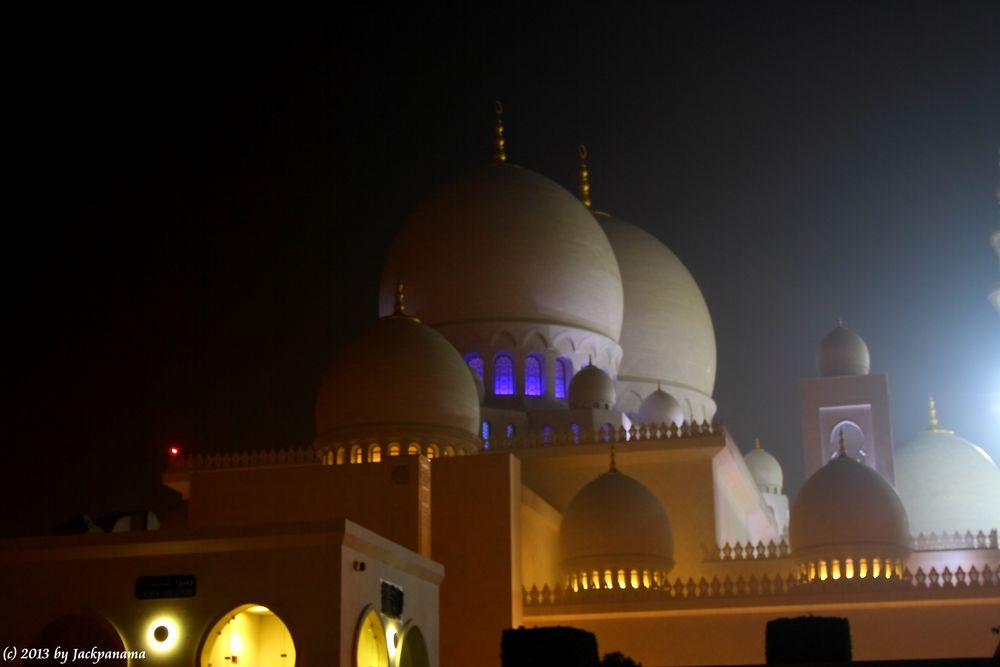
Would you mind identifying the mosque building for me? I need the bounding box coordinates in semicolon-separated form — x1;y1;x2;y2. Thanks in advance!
2;107;999;666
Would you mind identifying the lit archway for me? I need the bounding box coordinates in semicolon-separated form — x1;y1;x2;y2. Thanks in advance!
397;625;429;667
200;604;295;667
355;608;389;667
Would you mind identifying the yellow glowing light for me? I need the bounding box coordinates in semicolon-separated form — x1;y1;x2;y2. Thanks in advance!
845;558;854;579
386;624;400;659
818;560;828;581
831;559;841;580
872;558;881;578
247;605;271;614
146;616;180;653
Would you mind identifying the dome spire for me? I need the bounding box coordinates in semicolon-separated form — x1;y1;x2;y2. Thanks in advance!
928;395;939;430
754;435;761;450
492;101;506;163
837;428;848;458
390;279;420;322
578;144;592;209
609;443;618;472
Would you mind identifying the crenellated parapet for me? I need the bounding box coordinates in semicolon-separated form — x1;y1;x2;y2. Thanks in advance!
709;539;791;562
523;564;1000;610
168;447;325;471
486;419;721;451
912;529;998;551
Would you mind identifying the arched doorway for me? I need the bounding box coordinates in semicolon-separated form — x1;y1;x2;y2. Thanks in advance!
397;625;429;667
200;604;295;667
355;608;389;667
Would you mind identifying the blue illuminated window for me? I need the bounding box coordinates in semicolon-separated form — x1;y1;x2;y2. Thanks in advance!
601;423;613;443
554;358;570;399
506;423;515;438
524;355;544;396
481;421;490;449
571;423;581;444
542;425;553;444
494;354;514;395
466;353;484;380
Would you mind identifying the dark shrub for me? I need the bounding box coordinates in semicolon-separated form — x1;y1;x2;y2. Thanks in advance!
501;626;600;667
765;616;851;663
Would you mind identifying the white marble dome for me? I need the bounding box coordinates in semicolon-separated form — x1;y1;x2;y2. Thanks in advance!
637;388;685;427
744;439;783;494
378;163;625;342
598;215;716;397
314;312;481;451
817;322;870;376
568;364;615;409
895;425;1000;537
559;464;674;577
790;452;910;565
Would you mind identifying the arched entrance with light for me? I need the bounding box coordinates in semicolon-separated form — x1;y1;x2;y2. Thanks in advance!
355;607;389;667
200;604;295;667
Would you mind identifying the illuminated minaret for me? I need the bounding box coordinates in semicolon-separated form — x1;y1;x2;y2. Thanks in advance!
991;229;999;314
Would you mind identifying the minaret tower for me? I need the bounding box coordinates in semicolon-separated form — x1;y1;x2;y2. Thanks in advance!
799;321;895;483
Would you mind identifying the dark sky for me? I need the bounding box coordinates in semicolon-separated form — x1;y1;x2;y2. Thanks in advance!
6;3;1000;537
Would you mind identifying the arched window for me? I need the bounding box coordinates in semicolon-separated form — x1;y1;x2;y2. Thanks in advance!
351;445;363;464
481;421;491;449
407;442;421;456
524;354;544;396
494;354;514;395
601;423;613;443
426;444;439;459
554;358;571;399
388;442;401;457
465;353;484;380
571;422;581;444
505;423;515;438
443;445;455;457
542;425;552;444
369;444;382;463
336;447;346;465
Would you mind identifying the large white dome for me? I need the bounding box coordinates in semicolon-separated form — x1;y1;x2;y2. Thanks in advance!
817;322;870;376
378;163;625;342
895;426;1000;537
598;215;716;398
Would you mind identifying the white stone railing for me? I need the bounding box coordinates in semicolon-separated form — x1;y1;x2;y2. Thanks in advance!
911;529;998;551
523;564;1000;608
488;419;721;451
710;540;791;561
167;447;325;471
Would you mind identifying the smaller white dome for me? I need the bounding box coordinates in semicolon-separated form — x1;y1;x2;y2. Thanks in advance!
568;364;615;409
559;462;674;577
817;321;870;376
744;438;783;494
637;388;684;427
791;450;910;565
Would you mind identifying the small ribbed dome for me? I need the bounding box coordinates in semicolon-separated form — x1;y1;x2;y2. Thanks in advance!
637;388;684;427
744;439;783;494
559;465;674;576
568;364;615;409
895;420;1000;537
378;162;625;342
817;322;870;376
315;313;481;451
790;453;910;564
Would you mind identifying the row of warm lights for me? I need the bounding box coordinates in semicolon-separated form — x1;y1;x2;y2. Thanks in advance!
802;557;904;582
569;568;670;592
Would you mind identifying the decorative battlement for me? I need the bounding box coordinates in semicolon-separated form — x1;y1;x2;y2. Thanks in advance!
486;419;721;451
708;540;791;561
167;447;325;471
523;564;1000;609
912;529;998;551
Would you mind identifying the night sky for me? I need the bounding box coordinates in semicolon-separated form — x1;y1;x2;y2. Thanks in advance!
6;3;1000;537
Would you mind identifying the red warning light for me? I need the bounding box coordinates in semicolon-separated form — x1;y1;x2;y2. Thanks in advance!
168;444;181;457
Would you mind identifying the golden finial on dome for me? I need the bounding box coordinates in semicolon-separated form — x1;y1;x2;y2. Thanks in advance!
837;317;844;328
657;380;662;392
493;100;506;163
578;144;592;209
391;279;420;322
609;443;617;472
837;428;848;458
754;436;761;450
928;395;940;430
